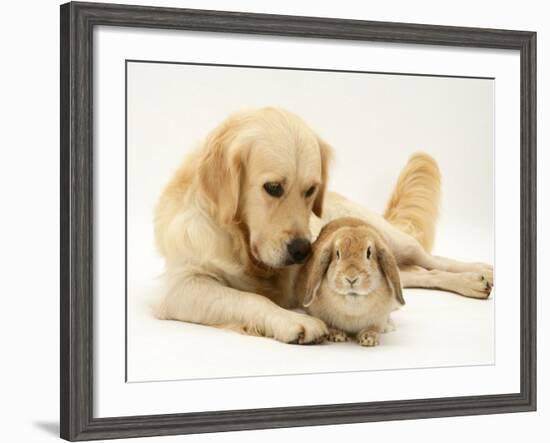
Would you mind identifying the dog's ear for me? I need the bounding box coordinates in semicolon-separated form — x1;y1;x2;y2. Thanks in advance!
198;121;243;225
313;138;333;217
376;240;405;305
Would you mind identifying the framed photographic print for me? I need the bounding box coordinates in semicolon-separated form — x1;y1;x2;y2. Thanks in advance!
60;1;536;441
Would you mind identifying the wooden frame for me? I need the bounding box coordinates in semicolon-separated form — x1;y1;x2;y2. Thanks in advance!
60;1;537;440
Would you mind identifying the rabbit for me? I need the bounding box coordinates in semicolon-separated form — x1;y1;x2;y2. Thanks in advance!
296;217;405;346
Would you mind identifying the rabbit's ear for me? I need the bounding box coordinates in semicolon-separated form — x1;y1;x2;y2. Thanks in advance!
376;242;405;305
302;243;333;308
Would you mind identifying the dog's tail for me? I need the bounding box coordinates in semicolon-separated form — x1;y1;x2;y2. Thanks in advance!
383;152;441;252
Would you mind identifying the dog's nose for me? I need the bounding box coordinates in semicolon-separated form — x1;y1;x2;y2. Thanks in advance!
287;238;311;264
346;277;358;286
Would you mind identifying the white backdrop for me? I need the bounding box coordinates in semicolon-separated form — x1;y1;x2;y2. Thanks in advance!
0;1;546;443
127;61;495;382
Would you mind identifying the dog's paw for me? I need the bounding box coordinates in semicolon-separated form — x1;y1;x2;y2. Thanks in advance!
271;312;328;345
470;263;493;285
456;271;493;299
357;330;379;347
327;328;348;342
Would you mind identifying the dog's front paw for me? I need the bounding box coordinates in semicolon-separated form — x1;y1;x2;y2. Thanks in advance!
270;312;328;345
327;328;348;342
357;330;379;347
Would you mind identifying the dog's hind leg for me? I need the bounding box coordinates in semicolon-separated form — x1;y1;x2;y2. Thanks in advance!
400;266;493;299
408;246;493;278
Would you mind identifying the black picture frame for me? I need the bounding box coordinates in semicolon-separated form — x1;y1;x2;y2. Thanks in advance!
60;1;537;441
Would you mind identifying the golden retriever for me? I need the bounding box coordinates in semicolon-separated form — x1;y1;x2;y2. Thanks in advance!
154;107;493;344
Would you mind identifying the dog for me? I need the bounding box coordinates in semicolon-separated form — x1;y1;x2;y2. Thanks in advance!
154;107;493;344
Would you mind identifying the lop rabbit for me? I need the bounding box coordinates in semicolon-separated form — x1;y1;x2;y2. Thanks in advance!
297;217;404;346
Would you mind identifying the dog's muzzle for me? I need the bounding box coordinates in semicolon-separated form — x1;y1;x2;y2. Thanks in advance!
286;238;311;264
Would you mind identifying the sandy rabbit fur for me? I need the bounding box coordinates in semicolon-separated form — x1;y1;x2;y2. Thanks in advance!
296;217;405;346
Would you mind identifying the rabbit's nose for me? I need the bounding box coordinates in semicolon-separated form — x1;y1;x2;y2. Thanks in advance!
346;277;358;286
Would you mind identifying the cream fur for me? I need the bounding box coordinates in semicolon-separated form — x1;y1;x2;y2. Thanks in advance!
384;153;441;252
154;107;493;345
296;218;404;346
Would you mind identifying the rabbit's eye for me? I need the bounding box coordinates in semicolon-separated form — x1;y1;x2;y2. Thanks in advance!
366;246;372;259
336;250;340;260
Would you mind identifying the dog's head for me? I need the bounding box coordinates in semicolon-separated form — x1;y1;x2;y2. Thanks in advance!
198;107;332;268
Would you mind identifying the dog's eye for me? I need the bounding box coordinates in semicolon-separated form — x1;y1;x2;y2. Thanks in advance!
305;185;316;198
366;246;372;259
263;182;284;198
336;250;340;260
